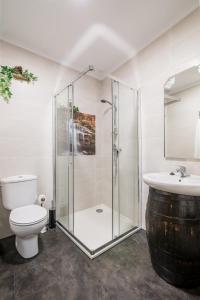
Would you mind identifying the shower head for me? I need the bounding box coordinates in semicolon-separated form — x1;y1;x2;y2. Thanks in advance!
100;99;112;106
89;65;95;72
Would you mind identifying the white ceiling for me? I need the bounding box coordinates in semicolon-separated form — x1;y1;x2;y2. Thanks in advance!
0;0;199;79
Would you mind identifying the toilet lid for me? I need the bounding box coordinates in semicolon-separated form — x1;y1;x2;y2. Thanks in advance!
10;205;47;225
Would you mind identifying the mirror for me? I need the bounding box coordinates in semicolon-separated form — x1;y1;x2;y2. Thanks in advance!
164;65;200;160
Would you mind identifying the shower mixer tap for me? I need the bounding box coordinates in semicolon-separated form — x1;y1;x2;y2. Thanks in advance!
113;144;122;156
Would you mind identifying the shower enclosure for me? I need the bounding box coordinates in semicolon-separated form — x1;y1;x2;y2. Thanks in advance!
54;67;141;258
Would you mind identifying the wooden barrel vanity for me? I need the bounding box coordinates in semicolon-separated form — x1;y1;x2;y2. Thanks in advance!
146;187;200;288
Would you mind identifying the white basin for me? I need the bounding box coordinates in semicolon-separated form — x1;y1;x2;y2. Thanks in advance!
143;172;200;196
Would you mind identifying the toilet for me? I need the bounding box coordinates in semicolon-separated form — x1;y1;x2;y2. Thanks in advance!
0;175;47;258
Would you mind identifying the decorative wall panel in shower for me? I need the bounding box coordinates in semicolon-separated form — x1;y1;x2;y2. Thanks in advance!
71;112;95;155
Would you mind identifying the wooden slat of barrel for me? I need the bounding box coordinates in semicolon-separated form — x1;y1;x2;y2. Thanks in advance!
146;187;200;287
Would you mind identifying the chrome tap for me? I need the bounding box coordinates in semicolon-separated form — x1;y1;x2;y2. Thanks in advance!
176;166;190;178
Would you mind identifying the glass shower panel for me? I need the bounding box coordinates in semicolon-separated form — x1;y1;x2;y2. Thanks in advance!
54;71;140;257
112;80;139;238
55;84;74;233
72;76;113;252
118;84;139;235
112;80;120;238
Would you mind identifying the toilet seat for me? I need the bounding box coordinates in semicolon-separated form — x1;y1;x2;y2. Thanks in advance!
10;204;47;226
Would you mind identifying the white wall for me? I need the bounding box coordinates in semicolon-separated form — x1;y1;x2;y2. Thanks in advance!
98;78;112;208
113;8;200;228
56;73;102;218
0;40;120;238
0;40;100;238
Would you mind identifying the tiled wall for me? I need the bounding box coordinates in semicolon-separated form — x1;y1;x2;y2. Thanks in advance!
98;78;112;207
73;76;103;211
55;74;103;217
0;41;101;237
113;8;200;228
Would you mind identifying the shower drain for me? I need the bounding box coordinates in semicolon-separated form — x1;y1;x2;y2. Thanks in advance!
96;209;103;213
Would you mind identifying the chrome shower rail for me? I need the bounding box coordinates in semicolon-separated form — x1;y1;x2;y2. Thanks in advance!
55;65;95;97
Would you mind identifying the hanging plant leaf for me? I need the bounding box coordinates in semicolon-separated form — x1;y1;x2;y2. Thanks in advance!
73;105;79;113
0;65;38;103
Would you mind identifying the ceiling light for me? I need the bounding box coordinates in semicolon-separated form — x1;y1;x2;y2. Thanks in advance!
198;65;200;73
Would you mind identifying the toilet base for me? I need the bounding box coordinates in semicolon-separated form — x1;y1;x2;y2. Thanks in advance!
15;235;38;258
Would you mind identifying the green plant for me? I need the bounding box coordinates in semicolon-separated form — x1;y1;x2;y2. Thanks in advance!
0;65;37;102
73;105;79;113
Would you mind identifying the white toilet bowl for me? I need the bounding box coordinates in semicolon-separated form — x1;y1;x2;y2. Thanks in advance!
9;204;47;258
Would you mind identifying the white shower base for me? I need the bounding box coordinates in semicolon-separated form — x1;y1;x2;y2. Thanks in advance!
59;204;134;251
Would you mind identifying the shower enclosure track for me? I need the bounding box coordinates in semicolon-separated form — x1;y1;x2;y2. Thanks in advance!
57;221;141;259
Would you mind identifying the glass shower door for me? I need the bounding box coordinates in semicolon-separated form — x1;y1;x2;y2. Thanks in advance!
55;84;74;233
112;80;139;238
112;80;120;238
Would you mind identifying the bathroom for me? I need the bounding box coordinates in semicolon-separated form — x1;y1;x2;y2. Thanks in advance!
0;0;200;299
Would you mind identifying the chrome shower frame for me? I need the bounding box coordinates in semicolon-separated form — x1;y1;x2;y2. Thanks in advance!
53;71;142;259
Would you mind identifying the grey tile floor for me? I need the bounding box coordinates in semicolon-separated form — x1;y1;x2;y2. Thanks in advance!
0;228;200;300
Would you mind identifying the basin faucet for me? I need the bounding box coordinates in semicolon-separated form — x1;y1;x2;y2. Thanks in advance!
176;166;189;178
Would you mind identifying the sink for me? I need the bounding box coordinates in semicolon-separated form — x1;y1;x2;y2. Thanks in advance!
143;172;200;196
